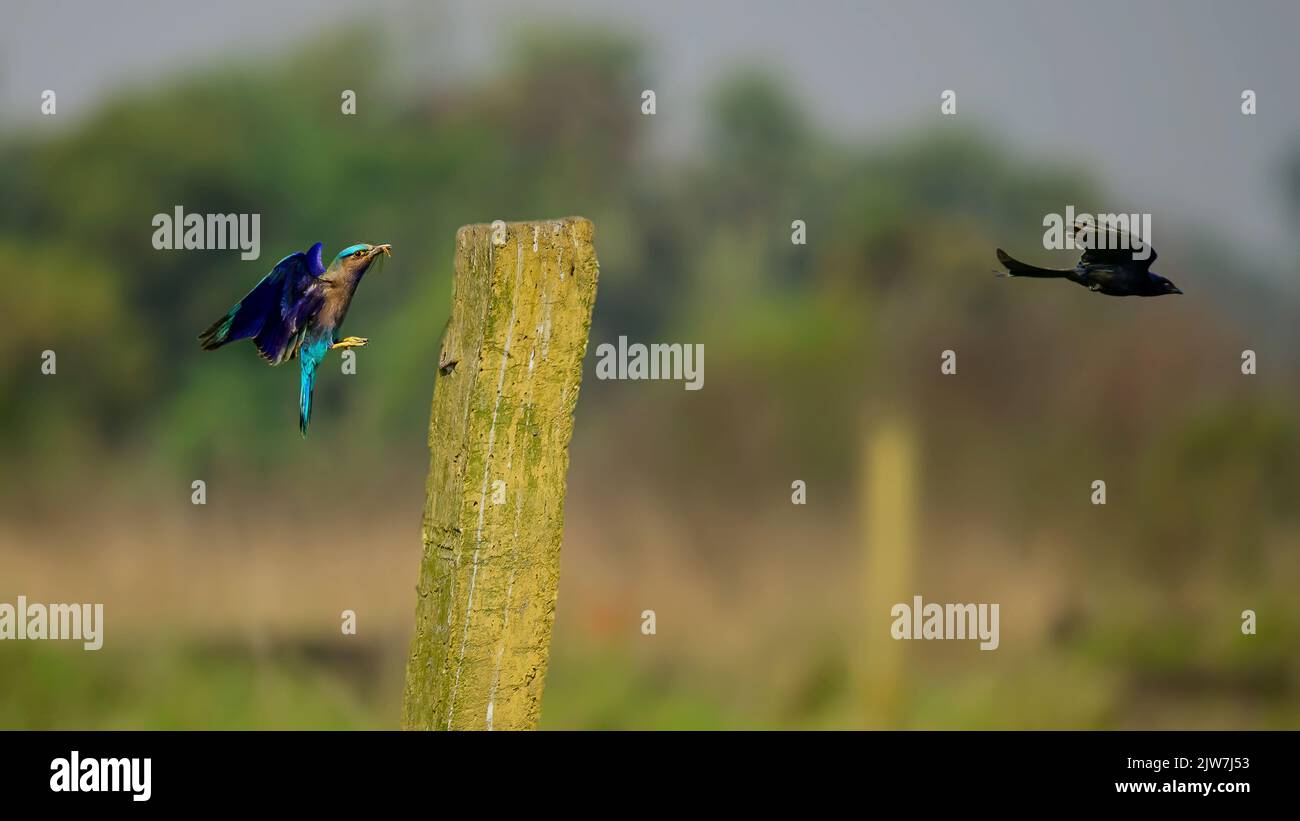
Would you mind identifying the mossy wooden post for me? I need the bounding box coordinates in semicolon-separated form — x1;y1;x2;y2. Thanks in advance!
403;217;598;730
859;411;917;729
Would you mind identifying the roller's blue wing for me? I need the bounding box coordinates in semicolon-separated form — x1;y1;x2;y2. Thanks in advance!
198;243;327;364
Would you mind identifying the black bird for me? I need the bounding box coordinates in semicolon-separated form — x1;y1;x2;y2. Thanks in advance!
996;222;1182;297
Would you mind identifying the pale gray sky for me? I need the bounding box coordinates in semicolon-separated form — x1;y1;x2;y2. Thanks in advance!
5;0;1299;268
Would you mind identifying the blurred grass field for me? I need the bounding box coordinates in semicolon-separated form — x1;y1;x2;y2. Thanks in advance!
3;467;1297;729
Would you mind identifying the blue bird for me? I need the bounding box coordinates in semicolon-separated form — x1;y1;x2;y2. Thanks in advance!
198;242;391;435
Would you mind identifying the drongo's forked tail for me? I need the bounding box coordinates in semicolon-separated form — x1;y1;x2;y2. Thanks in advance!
995;248;1076;278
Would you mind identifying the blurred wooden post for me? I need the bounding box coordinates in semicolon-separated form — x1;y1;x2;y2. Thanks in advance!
403;218;599;730
859;412;917;728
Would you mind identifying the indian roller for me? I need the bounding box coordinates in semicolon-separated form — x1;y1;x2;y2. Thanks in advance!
996;221;1182;297
198;242;391;435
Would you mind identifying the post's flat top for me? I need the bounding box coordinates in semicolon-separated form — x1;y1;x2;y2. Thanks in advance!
457;216;593;238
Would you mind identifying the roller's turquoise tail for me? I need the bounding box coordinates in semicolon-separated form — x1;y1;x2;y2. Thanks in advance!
298;338;330;437
299;362;314;436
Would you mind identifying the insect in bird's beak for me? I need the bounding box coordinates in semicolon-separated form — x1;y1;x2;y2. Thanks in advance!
372;244;392;258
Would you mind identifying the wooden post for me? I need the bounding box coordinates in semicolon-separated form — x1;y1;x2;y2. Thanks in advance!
859;411;917;728
402;218;599;730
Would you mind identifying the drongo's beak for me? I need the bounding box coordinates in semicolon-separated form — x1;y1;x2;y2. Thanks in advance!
1172;287;1183;294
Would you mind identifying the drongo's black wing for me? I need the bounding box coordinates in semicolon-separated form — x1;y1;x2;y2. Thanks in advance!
1072;221;1157;270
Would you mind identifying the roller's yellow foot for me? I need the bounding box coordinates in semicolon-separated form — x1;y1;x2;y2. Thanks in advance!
331;336;369;350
